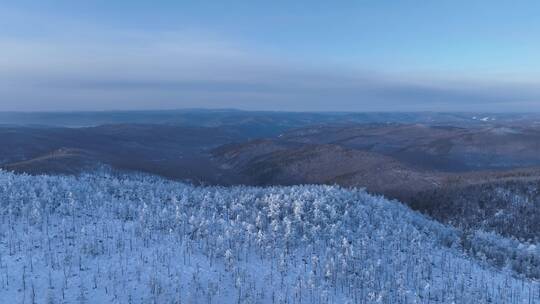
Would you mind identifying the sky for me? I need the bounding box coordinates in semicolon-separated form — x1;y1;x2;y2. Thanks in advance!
1;0;540;112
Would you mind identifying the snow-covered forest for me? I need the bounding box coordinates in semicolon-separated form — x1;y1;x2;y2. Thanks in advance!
0;171;538;303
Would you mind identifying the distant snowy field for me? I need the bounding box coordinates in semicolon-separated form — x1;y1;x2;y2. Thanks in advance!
0;171;538;303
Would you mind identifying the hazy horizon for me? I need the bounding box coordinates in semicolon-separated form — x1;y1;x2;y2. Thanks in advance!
2;107;540;114
1;1;540;112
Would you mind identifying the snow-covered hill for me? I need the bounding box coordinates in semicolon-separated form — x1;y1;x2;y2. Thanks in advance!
0;171;538;303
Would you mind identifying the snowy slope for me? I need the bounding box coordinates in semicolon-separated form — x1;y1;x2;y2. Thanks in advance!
0;171;538;303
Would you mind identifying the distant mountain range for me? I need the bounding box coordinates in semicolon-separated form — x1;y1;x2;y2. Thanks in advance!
4;110;540;245
2;109;540;129
2;111;540;198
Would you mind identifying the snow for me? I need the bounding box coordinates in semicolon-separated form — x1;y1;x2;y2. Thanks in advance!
472;116;496;122
0;171;538;303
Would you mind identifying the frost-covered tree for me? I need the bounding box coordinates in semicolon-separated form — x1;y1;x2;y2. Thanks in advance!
0;170;538;303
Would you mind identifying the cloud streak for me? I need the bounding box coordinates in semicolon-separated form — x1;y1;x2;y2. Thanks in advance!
1;30;540;112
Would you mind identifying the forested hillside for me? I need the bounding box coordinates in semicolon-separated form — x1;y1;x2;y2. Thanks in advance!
411;179;540;243
0;171;538;303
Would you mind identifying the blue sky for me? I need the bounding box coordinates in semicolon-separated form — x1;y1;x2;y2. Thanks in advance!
1;1;540;111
